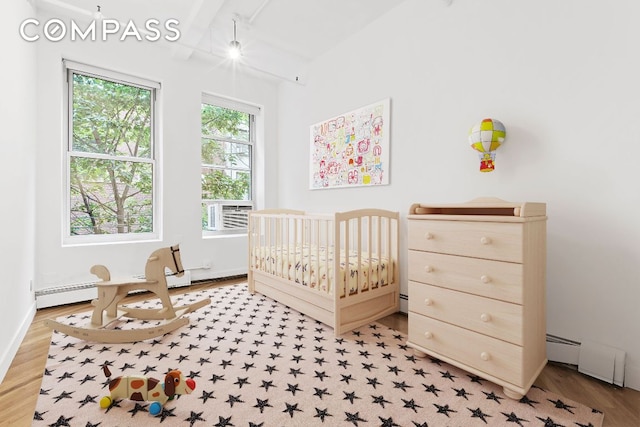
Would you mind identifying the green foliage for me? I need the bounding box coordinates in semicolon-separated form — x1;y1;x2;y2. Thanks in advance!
69;73;153;235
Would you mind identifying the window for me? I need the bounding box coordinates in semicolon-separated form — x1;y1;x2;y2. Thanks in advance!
64;61;159;244
201;95;258;235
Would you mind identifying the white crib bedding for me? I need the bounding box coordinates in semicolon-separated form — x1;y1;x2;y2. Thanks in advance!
251;245;393;296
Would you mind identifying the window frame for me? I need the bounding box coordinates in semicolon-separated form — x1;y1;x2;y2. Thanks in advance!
201;93;259;237
62;60;161;246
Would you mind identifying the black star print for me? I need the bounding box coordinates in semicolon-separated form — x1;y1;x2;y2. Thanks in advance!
254;398;272;413
422;383;442;397
219;359;233;369
313;387;331;399
199;390;215;404
225;394;244;407
160;407;176;422
283;402;302;418
519;395;539;407
367;377;382;389
372;394;391;408
213;415;234;427
379;416;400;427
453;387;472;399
548;398;576;414
286;383;302;395
57;371;74;382
402;398;423;412
128;402;148;417
314;370;329;381
434;403;457;417
343;391;360;404
535;416;563;427
50;414;74;426
77;394;97;408
344;411;367;426
393;380;412;392
53;390;73;403
501;411;528;426
440;370;457;381
483;391;504;404
468;407;492;423
341;374;355;384
234;376;250;388
78;374;96;385
387;365;403;375
264;365;277;374
314;407;333;422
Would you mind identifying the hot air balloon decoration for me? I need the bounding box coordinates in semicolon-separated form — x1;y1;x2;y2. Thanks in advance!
468;118;506;172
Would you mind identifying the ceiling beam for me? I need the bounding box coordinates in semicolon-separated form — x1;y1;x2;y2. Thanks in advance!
171;0;226;61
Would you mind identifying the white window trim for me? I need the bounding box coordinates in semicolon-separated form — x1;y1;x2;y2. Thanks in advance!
62;60;161;246
201;93;260;238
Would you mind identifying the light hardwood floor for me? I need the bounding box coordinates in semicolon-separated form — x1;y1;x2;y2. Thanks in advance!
1;278;638;427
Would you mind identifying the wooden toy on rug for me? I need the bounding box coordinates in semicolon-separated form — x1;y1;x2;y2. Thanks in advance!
100;364;196;416
45;244;211;343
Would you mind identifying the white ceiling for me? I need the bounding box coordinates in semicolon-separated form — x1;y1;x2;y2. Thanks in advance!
33;0;409;83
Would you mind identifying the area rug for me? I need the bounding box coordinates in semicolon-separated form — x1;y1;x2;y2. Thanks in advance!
34;283;604;426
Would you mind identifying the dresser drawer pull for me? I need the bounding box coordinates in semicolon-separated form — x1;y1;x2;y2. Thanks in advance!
480;275;491;284
480;313;492;322
424;232;434;240
480;236;492;245
480;351;491;361
424;265;434;273
424;298;433;306
424;331;433;339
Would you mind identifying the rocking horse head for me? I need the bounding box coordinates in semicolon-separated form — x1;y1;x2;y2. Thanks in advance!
145;244;185;281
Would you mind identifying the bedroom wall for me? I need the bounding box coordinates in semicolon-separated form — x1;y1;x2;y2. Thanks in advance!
33;10;279;300
276;0;640;389
0;0;38;382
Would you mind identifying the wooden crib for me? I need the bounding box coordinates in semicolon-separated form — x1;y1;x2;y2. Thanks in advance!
248;208;400;336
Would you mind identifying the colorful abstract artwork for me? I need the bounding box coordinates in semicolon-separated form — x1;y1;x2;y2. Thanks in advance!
310;99;390;189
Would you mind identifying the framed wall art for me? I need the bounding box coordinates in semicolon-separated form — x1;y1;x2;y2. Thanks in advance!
309;98;390;189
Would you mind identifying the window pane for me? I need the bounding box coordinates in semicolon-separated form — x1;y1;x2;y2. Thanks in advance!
201;167;250;201
202;138;250;170
201;104;249;141
72;73;152;158
70;157;153;235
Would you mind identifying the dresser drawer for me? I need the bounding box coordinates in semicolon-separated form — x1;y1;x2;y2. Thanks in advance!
408;220;523;263
408;312;523;386
408;281;523;345
408;250;523;304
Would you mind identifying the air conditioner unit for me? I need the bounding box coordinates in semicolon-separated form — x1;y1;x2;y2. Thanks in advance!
207;202;252;231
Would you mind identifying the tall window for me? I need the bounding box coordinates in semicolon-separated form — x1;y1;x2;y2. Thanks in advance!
65;61;159;243
201;95;257;235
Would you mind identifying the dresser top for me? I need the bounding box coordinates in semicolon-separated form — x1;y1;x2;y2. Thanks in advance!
408;197;546;219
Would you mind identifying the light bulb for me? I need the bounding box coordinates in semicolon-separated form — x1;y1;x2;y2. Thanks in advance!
229;40;242;59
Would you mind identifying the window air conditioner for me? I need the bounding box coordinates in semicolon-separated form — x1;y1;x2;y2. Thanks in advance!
207;202;252;231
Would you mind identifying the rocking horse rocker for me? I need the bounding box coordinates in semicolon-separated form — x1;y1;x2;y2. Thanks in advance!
45;245;211;343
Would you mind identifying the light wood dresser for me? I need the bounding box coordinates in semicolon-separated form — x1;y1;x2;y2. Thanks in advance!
406;198;547;399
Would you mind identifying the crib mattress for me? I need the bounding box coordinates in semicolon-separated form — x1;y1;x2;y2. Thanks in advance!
251;245;393;296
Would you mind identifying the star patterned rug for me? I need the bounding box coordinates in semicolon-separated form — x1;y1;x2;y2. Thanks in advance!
34;282;604;426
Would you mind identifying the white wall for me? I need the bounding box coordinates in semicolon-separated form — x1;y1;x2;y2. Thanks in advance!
0;0;38;382
34;11;279;296
277;0;640;389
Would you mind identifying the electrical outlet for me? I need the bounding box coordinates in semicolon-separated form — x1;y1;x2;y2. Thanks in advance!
203;259;211;269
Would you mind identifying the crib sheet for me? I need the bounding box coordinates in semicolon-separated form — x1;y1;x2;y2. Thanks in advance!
251;245;393;296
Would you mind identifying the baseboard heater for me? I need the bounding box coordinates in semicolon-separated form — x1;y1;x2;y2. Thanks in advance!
547;334;625;387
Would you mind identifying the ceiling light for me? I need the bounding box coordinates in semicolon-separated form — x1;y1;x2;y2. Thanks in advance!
94;5;103;20
228;19;242;59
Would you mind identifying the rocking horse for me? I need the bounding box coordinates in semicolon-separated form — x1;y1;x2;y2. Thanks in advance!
45;244;211;343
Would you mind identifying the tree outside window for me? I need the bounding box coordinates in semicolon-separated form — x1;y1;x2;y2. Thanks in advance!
66;64;157;241
201;101;254;233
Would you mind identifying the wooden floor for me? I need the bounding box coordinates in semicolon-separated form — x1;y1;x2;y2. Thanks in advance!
1;278;638;427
